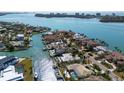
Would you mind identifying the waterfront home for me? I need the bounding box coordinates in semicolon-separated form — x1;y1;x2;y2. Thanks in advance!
73;33;83;39
80;38;99;47
87;40;99;47
43;30;74;44
48;43;67;56
10;41;24;47
55;30;75;38
16;34;24;41
67;64;92;78
105;52;124;66
46;31;53;35
46;41;67;51
57;53;80;63
93;46;108;52
43;34;60;44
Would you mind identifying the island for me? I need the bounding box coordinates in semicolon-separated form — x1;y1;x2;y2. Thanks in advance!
100;16;124;22
0;21;51;52
35;12;101;19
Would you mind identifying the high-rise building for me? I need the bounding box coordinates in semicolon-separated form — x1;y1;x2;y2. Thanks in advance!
75;13;80;16
112;13;116;16
81;13;85;16
96;13;101;17
50;12;54;15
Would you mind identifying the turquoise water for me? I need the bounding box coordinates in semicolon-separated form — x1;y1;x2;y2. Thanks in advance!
0;13;124;61
0;34;49;61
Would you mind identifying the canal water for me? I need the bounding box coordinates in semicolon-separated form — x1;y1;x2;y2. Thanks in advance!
0;13;124;80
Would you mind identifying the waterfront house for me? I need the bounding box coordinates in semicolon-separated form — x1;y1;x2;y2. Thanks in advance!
46;32;53;35
87;40;99;47
55;30;75;39
80;38;99;47
105;52;124;65
73;33;84;39
43;34;59;44
16;34;24;41
93;46;108;52
58;53;80;63
10;41;24;47
58;53;74;62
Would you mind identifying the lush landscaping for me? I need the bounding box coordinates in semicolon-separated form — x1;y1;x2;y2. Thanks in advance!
101;61;113;69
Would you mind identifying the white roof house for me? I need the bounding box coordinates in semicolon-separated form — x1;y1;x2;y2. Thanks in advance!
0;66;24;81
94;46;108;52
17;34;24;37
60;53;74;62
47;32;53;35
58;53;80;62
73;33;83;39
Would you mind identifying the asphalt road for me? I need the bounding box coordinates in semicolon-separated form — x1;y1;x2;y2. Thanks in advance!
89;57;122;81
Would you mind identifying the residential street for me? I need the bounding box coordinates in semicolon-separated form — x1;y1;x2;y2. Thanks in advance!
89;57;122;81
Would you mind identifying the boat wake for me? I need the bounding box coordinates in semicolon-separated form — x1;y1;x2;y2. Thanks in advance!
34;58;57;81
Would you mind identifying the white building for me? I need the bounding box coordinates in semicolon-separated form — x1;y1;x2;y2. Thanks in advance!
0;66;24;81
58;53;80;62
16;34;24;41
94;46;108;52
73;33;83;39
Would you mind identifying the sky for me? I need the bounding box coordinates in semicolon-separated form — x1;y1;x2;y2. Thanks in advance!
0;0;124;11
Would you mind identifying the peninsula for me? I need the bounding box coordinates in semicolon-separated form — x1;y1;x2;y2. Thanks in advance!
0;21;51;52
100;16;124;22
42;30;124;81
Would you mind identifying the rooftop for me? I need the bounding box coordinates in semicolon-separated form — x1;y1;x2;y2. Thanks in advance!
17;34;24;37
0;65;24;81
106;52;124;61
59;53;80;62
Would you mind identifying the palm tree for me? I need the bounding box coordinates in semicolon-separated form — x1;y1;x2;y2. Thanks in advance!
114;46;122;53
